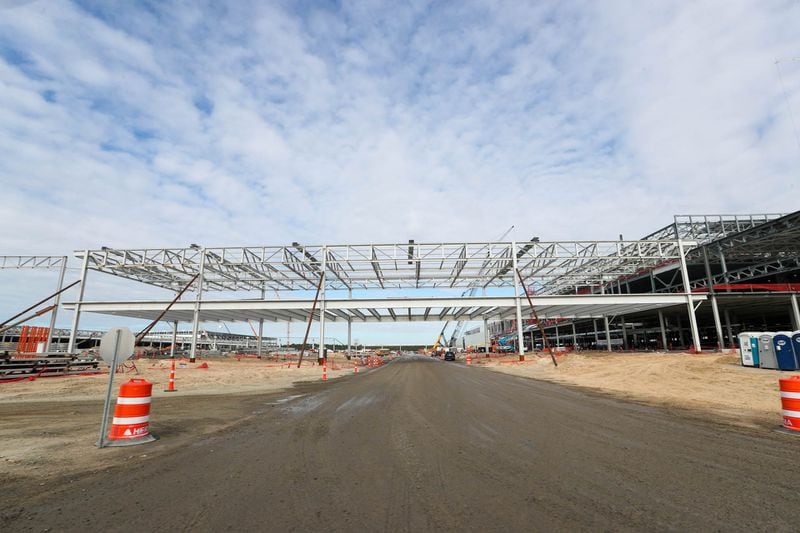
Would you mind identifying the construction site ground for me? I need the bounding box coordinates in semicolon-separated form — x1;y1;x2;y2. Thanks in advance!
473;349;792;431
1;354;798;531
1;349;792;495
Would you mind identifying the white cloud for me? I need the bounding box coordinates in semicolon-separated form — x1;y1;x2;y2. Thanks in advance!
0;0;798;342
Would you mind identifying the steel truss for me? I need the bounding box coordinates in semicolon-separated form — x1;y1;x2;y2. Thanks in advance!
0;255;69;353
80;240;695;294
0;256;67;270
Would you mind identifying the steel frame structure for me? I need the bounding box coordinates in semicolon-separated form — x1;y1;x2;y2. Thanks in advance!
0;255;68;352
65;238;708;359
80;240;695;294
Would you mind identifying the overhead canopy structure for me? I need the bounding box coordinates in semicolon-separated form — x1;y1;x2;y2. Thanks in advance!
80;239;695;294
66;294;698;324
63;236;712;358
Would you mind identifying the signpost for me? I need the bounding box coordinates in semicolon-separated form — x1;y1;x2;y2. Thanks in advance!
97;327;135;448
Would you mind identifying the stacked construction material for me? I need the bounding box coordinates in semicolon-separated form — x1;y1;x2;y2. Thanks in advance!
0;355;101;382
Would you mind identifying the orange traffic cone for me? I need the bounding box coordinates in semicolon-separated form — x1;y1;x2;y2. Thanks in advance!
164;358;177;392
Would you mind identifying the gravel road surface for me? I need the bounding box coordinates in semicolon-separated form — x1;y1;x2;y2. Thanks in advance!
2;356;797;532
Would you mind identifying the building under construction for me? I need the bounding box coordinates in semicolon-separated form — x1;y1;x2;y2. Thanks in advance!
1;211;798;359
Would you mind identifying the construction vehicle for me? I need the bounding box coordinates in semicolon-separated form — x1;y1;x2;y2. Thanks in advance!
430;323;449;356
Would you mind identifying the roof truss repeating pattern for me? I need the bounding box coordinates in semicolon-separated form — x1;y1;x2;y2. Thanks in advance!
0;256;66;270
80;240;695;294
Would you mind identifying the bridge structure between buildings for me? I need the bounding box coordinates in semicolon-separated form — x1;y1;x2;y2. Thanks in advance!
3;211;798;360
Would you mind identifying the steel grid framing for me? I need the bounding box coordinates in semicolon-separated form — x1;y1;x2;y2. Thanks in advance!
0;256;67;270
78;240;697;294
641;213;785;242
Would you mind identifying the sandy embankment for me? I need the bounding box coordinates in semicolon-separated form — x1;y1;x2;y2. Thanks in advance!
476;350;795;430
0;353;357;403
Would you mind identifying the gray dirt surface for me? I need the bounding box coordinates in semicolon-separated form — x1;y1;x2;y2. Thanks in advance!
2;356;798;532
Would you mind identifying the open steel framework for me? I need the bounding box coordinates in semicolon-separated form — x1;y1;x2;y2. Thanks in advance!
62;236;714;360
0;255;68;352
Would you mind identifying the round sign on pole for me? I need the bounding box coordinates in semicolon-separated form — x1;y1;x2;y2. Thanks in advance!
99;327;135;366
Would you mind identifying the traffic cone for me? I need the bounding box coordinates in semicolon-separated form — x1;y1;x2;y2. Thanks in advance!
323;361;327;382
353;360;358;373
164;358;177;392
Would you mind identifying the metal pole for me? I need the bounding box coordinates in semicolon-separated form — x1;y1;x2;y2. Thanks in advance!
257;288;265;358
170;321;177;358
678;239;702;352
45;257;67;352
658;311;668;350
571;322;577;348
620;316;628;350
791;294;800;330
483;315;489;354
347;289;352;359
68;250;90;353
723;309;734;347
97;329;121;448
189;248;206;363
702;248;724;350
592;319;599;347
319;248;327;363
511;242;525;360
600;279;611;352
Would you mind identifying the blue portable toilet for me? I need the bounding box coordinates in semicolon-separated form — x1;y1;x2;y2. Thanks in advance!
793;332;800;361
773;332;798;370
758;333;779;369
750;336;761;367
738;332;759;367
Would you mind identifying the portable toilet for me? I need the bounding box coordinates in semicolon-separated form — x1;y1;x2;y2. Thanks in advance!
758;333;779;370
773;332;798;370
750;336;761;367
738;332;759;367
793;332;800;361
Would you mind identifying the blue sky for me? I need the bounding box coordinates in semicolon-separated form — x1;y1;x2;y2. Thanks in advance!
1;0;799;344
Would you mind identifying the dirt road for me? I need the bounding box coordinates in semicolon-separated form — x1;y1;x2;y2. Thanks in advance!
2;356;798;532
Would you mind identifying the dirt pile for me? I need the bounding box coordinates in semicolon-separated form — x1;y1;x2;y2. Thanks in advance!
479;350;790;429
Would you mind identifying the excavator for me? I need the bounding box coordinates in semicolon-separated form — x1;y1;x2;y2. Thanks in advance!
429;323;449;356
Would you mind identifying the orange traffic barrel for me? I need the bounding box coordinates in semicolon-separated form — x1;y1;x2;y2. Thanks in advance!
107;379;156;446
779;376;800;432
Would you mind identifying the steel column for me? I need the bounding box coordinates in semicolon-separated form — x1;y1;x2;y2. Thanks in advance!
702;248;724;349
658;311;668;350
45;257;67;352
723;309;734;347
571;322;577;348
604;316;611;352
678;240;702;352
511;242;525;358
67;251;89;353
347;289;352;359
791;294;800;330
620;315;628;350
483;316;489;353
189;248;206;363
257;288;265;358
170;321;177;358
319;247;327;361
592;319;599;346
